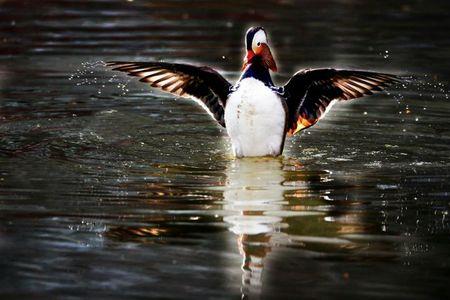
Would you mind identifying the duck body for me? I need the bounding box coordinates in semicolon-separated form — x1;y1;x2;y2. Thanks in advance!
225;76;286;157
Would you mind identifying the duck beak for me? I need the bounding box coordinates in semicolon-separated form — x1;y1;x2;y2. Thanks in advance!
242;50;255;71
255;43;277;72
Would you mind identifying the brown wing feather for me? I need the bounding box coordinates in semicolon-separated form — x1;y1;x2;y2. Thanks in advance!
106;61;232;127
284;69;401;134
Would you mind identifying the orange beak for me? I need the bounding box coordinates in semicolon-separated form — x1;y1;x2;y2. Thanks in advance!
242;43;277;72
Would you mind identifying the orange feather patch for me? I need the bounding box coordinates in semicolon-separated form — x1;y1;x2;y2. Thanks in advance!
288;115;317;135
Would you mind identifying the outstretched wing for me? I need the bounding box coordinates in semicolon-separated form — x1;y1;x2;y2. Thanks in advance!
106;61;232;127
283;68;401;134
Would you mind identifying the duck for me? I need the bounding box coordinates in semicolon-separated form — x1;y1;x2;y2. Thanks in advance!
107;26;400;158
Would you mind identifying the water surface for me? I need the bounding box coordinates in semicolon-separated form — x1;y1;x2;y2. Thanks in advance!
1;0;449;299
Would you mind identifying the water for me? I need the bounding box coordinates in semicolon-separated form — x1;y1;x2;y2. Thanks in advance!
1;0;450;299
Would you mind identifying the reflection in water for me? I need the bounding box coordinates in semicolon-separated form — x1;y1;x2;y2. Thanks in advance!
223;158;331;297
222;158;395;298
224;158;286;235
100;157;401;298
223;158;286;297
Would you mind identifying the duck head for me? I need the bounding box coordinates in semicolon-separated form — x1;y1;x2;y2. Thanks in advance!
242;27;277;72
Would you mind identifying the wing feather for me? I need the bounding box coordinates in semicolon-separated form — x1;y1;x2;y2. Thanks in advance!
107;61;232;127
283;68;400;134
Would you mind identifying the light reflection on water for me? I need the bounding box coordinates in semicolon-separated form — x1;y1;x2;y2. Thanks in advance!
222;158;401;298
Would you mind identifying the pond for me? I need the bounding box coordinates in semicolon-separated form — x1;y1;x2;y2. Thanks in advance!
0;0;449;299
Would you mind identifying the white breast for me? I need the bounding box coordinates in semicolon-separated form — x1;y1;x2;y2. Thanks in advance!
224;78;286;157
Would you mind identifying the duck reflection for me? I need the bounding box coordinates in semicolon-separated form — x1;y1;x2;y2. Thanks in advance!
223;158;286;297
224;158;286;235
104;156;391;298
222;157;382;298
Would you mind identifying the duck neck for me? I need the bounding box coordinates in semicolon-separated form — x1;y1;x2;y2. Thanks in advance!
239;60;274;87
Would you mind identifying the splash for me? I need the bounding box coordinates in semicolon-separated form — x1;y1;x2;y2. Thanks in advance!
396;74;450;101
68;60;132;96
389;74;449;135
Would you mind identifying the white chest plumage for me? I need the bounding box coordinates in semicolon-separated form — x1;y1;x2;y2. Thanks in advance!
224;78;286;157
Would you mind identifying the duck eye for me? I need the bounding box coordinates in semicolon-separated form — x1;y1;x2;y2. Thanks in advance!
257;42;261;46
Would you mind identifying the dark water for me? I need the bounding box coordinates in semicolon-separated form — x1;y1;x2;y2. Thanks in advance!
1;0;450;299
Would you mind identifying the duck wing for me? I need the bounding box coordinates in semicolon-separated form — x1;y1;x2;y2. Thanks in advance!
282;68;401;134
107;61;232;127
